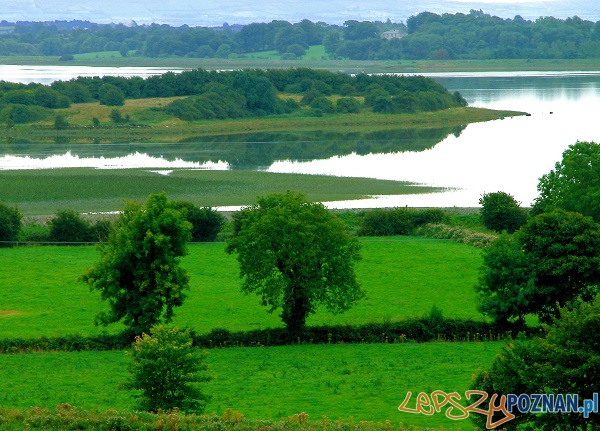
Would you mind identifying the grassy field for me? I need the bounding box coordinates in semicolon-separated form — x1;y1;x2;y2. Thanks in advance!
2;106;522;144
0;169;445;216
0;342;502;430
0;238;483;338
1;53;599;73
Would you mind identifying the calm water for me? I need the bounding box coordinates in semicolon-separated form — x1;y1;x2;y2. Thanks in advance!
2;66;600;208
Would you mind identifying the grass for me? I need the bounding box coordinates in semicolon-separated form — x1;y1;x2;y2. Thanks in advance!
0;342;502;429
0;169;445;216
0;238;483;338
2;106;523;144
1;53;599;73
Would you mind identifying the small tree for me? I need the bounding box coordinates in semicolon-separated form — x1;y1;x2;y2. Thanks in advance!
479;191;528;233
48;209;94;243
226;191;363;336
99;83;125;106
171;201;225;242
53;115;69;130
123;325;212;413
0;202;22;246
81;193;192;336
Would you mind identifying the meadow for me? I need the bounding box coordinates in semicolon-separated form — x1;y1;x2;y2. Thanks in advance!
0;237;483;338
0;169;443;216
0;342;502;430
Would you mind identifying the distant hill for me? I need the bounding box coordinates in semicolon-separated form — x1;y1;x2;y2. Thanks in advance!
0;0;598;26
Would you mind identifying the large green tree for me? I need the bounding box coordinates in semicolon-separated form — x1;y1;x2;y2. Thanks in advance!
475;210;600;326
81;193;191;336
470;300;600;430
226;191;363;335
532;141;600;221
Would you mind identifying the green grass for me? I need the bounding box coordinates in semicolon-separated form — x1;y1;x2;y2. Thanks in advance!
0;342;501;429
0;169;444;216
0;238;483;338
2;53;599;73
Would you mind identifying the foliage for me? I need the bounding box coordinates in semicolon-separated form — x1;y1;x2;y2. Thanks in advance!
98;83;125;106
53;114;69;130
475;210;600;326
226;191;363;335
532;141;600;221
48;209;94;243
470;300;600;430
80;193;192;336
123;325;212;414
171;201;225;242
413;223;496;248
0;201;22;245
357;207;449;236
479;191;528;233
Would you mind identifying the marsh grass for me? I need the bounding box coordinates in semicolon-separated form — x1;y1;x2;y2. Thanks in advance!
0;342;501;429
0;238;482;338
0;169;443;216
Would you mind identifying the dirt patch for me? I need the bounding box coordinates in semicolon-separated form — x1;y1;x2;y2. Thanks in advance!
0;310;21;316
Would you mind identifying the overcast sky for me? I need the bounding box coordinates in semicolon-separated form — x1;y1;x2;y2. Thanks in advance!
1;0;598;26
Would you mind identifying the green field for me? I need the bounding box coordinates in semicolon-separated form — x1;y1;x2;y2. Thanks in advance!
0;238;483;338
1;53;599;73
0;342;501;430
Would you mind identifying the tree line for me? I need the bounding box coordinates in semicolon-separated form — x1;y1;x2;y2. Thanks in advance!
2;11;600;60
0;68;467;125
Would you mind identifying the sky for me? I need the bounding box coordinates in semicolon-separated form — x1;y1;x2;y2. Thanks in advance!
0;0;598;26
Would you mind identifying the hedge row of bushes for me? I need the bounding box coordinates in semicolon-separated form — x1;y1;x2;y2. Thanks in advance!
0;312;529;353
356;208;450;236
1;201;225;245
413;223;497;248
0;404;425;431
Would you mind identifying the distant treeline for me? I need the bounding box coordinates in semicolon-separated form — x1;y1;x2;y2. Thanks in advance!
0;68;467;124
2;10;600;60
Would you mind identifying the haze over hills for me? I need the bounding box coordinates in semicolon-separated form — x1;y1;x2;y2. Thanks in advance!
1;0;599;26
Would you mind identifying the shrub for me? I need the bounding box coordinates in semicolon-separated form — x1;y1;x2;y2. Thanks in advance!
98;84;125;106
357;208;449;236
479;191;528;233
336;97;361;113
172;201;225;242
0;202;22;246
123;325;212;414
48;210;94;243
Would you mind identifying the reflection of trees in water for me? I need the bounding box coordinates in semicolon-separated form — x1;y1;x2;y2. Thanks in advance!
2;126;465;170
178;126;465;169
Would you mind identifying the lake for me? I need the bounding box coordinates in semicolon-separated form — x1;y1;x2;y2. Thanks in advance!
2;66;600;208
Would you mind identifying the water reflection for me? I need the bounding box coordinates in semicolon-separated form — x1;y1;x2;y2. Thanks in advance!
0;126;464;171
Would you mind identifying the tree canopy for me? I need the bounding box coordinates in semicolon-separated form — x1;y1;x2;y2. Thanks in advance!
226;191;363;335
532;141;600;222
81;193;192;336
476;210;600;326
470;300;600;430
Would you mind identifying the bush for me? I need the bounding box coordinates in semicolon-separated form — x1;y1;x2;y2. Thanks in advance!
48;210;94;243
172;201;225;242
98;84;125;106
123;325;212;414
336;97;361;113
357;208;449;236
0;202;22;246
479;191;528;233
